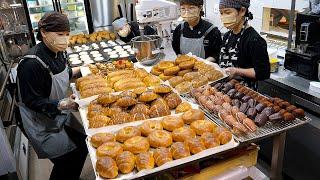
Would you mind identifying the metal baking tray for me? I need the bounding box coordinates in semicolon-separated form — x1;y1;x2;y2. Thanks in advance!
85;114;239;180
100;44;136;62
180;93;311;143
69;40;121;53
68;49;110;67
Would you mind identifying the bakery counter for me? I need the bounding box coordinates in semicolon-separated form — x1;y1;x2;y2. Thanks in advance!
257;68;320;179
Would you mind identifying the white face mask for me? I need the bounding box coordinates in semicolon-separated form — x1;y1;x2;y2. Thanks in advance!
44;33;69;52
118;25;131;37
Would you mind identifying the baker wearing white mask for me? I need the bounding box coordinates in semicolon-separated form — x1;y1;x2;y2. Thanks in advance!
17;12;87;180
112;17;157;43
172;0;222;61
219;0;270;88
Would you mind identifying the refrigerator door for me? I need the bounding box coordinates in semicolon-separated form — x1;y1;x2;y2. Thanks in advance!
59;0;89;35
89;0;118;31
24;0;56;42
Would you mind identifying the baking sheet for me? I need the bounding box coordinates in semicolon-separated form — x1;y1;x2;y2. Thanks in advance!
85;115;239;180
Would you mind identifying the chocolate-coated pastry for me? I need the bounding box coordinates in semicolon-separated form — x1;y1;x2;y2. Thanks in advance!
231;99;241;108
235;83;243;90
96;157;118;179
240;103;249;114
91;133;115;148
223;82;234;89
283;112;295;121
248;99;257;108
164;92;182;109
185;137;206;154
116;151;135;174
242;118;257;132
241;95;252;103
201;132;220;148
261;107;275;117
254;113;269;127
96;142;123;159
153;147;173;166
234;92;245;99
213;83;223;90
273;105;281;112
292;108;305;118
116;126;141;143
182;109;205;124
221;87;231;94
236;112;247;123
255;103;266;113
269;113;283;122
286;105;297;113
135;152;155;171
247;108;257;119
170;142;191;159
278;101;291;109
140;120;163;136
227;89;237;98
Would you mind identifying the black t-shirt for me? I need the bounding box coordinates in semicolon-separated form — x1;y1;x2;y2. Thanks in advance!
172;19;222;60
219;27;270;81
17;42;72;118
119;22;157;43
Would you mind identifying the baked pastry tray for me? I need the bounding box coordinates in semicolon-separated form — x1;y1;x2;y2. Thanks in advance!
85;114;239;180
180;93;311;143
78;93;200;136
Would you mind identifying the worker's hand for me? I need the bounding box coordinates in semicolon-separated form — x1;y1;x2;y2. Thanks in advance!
58;95;79;111
205;57;216;62
225;67;239;78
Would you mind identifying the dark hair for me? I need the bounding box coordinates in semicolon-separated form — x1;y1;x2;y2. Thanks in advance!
36;30;43;41
180;0;203;6
235;7;253;20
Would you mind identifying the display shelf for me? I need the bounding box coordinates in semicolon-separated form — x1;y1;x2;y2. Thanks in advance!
60;1;82;6
27;4;53;9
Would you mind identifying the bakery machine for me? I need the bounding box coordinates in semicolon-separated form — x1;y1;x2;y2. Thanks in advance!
284;12;320;80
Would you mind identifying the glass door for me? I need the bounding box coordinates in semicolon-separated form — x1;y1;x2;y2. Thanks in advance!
59;0;89;35
25;0;56;42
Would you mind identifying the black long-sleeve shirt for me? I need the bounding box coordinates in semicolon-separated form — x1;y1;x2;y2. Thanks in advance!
119;22;157;43
220;27;270;82
172;19;222;60
17;42;72;119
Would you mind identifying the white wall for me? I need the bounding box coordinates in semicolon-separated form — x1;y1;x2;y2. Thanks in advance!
205;0;310;33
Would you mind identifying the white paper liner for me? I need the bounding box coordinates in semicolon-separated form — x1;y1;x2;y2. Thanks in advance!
85;115;239;180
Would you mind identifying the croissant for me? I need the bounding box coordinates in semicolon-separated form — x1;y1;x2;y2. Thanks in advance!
90;133;115;148
170;142;190;160
96;157;118;179
135;152;155;171
153;147;173;166
116;151;135;174
185;137;206;154
201;132;220;149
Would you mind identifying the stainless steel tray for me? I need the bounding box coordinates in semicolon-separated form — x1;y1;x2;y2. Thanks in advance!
180;93;311;143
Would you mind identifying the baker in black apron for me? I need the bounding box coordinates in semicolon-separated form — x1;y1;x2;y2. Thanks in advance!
172;0;222;61
218;0;270;88
16;12;87;180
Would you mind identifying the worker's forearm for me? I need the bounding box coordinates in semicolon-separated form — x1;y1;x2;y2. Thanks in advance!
236;68;256;79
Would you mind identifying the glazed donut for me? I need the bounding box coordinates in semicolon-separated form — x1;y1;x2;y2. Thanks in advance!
135;152;155;171
90;133;115;148
153;147;173;166
185;137;206;154
116;151;135;174
139;120;163;136
96;142;123;159
170;142;190;160
161;116;184;131
190;120;216;135
182;109;205;124
148;130;173;148
116;126;141;143
124;136;150;154
96;157;118;179
172;127;196;142
200;132;220;148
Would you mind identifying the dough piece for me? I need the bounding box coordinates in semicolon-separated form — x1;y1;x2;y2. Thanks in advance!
124;136;150;154
172;127;196;142
116;126;141;143
139;120;163;136
135;152;155;171
161;116;184;131
170;142;190;159
96;142;123;159
96;157;118;179
153;147;173;166
90;133;115;148
116;151;135;174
